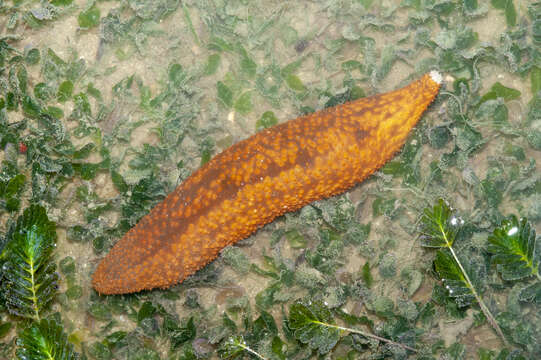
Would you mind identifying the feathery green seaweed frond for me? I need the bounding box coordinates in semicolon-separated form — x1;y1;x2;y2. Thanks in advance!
420;199;508;346
420;198;463;248
1;204;58;320
288;300;341;355
0;173;25;213
434;250;476;307
287;300;417;355
218;335;266;360
16;318;79;360
420;199;477;307
488;215;540;281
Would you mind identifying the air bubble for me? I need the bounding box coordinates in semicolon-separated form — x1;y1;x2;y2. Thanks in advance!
450;215;464;226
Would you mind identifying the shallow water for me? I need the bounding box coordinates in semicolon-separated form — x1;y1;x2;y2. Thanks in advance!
1;0;539;359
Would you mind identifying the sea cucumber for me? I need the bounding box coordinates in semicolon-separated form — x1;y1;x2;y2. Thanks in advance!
92;71;442;294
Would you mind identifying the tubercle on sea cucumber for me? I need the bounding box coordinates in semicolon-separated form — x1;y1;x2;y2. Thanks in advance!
92;71;442;295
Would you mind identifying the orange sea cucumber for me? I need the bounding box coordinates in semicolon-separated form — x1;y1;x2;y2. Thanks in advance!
92;71;442;294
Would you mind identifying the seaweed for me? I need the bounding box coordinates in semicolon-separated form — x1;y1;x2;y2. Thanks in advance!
0;205;58;321
0;170;25;213
0;205;80;358
287;300;417;355
420;199;508;345
16;318;78;360
490;0;517;27
421;198;541;354
218;335;266;360
487;215;540;281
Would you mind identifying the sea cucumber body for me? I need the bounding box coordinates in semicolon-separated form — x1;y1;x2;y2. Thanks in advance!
92;72;441;294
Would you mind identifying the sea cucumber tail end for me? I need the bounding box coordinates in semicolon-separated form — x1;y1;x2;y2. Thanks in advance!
429;70;443;85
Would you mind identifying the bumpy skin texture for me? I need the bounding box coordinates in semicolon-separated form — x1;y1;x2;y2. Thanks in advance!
92;73;441;294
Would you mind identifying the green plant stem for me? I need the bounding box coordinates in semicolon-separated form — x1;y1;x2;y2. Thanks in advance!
28;257;40;321
313;321;417;352
236;342;267;360
439;222;452;247
438;218;508;346
447;246;508;347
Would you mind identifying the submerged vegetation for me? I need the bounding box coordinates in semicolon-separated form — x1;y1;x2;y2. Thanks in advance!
0;0;540;359
1;205;58;321
0;206;79;359
421;199;541;348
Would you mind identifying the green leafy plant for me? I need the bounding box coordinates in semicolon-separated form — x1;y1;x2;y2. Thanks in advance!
218;335;267;360
490;0;517;27
420;199;508;345
0;204;58;320
16;318;78;360
287;300;417;355
0;173;25;213
487;215;540;281
0;205;80;358
487;214;541;309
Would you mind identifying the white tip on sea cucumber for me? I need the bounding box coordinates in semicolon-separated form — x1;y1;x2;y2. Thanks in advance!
429;70;443;84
